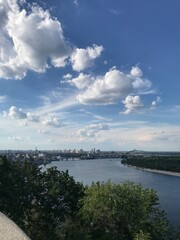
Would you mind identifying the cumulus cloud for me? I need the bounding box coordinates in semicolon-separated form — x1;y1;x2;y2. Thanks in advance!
68;73;95;89
4;105;63;128
132;78;151;91
76;123;109;138
0;0;104;80
151;96;161;107
63;73;72;79
27;112;40;122
121;95;144;114
130;66;143;77
77;67;150;105
5;106;41;121
0;0;72;79
131;67;152;93
76;66;152;105
70;44;103;72
7;106;27;119
77;67;132;105
42;116;63;128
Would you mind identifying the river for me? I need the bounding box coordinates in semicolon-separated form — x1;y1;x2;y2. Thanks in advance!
41;158;180;226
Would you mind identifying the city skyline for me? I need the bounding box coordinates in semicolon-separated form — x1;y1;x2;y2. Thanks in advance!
0;0;180;151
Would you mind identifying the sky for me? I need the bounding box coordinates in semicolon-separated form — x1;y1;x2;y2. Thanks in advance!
0;0;180;151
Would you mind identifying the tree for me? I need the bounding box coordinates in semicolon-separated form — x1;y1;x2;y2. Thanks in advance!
133;230;151;240
25;167;84;240
78;181;173;240
0;156;84;240
0;156;176;240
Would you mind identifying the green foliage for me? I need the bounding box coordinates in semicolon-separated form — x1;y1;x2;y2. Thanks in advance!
0;156;40;225
0;156;177;240
78;181;173;240
133;230;152;240
0;156;84;240
56;218;92;240
121;155;180;172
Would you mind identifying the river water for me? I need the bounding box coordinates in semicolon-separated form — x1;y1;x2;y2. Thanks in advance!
41;158;180;226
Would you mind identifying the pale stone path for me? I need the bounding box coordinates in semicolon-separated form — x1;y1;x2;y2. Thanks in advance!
0;212;30;240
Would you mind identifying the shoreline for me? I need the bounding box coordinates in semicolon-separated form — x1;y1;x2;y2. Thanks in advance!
141;168;180;177
126;165;180;177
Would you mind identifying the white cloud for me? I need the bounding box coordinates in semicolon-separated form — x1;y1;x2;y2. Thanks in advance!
151;96;161;107
76;123;109;138
7;106;27;119
77;67;132;105
4;105;64;131
63;73;72;79
70;44;103;72
131;66;152;93
0;0;104;80
121;95;144;114
0;0;72;79
132;78;151;91
68;73;94;89
76;68;126;105
5;106;41;122
42;116;63;128
27;112;40;122
8;136;23;141
75;66;153;105
130;66;143;77
151;101;157;107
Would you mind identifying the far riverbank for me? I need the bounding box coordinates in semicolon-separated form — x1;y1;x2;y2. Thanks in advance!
121;155;180;178
125;164;180;177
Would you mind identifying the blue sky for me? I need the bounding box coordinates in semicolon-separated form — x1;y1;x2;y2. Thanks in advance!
0;0;180;151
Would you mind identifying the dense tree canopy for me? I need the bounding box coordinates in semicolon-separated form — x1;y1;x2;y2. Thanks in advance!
77;181;173;240
121;155;180;172
0;156;84;239
0;156;178;239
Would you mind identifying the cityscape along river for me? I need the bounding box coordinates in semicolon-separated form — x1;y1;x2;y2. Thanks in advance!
41;158;180;227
